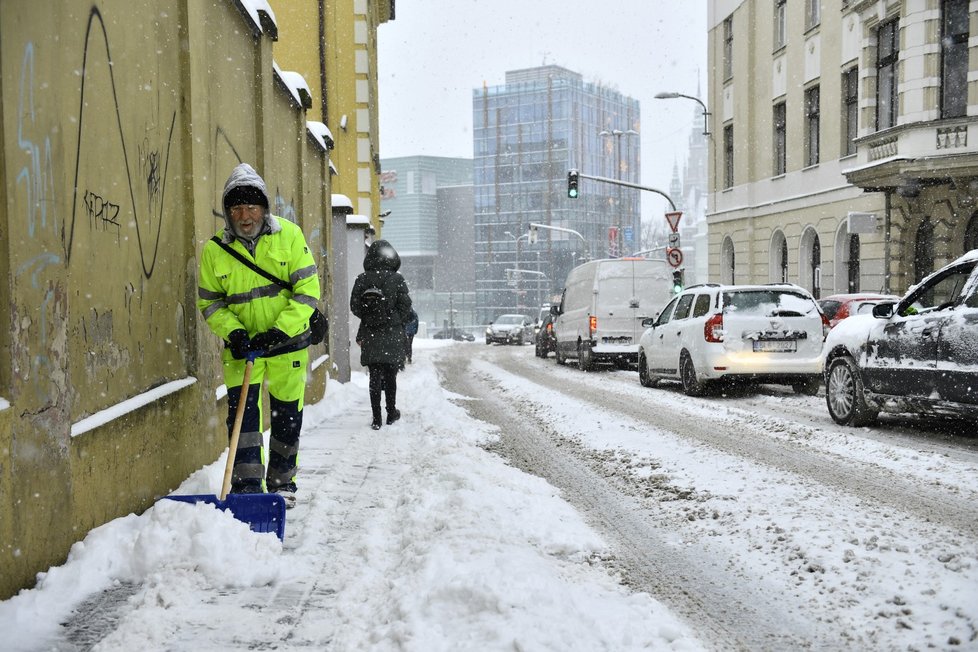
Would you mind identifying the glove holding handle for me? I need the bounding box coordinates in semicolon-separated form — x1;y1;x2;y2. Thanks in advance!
227;329;251;360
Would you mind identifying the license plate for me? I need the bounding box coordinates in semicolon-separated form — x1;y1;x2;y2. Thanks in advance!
753;339;796;352
603;336;631;344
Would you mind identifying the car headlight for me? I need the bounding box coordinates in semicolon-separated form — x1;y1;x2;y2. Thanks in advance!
485;327;491;335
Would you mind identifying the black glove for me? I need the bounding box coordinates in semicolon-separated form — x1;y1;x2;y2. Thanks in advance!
249;328;289;354
227;329;250;360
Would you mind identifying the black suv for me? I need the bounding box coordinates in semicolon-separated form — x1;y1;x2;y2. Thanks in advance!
823;251;978;426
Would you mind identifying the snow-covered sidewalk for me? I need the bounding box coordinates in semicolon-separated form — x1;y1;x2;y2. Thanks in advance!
0;340;702;651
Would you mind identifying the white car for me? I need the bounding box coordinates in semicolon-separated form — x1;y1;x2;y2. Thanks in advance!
637;284;828;396
485;314;533;345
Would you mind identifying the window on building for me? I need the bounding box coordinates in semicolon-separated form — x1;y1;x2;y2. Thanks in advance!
780;237;789;283
771;231;789;283
966;212;978;251
723;17;734;81
722;236;735;284
848;234;861;292
805;0;820;30
723;124;734;189
773;102;786;176
876;19;898;130
805;85;820;167
941;0;969;119
914;220;935;283
774;0;787;49
842;67;858;156
811;234;822;299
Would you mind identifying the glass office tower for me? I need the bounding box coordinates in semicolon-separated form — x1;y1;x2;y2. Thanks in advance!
473;65;640;324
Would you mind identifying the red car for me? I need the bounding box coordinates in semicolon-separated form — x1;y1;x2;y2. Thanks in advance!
818;293;900;328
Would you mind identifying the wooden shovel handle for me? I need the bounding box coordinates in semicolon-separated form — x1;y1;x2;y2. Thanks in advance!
220;358;254;501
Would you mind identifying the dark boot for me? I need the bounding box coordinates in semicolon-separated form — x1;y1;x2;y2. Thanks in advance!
386;408;401;425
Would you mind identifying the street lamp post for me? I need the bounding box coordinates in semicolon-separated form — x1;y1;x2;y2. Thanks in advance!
504;230;529;310
654;92;710;136
599;128;639;257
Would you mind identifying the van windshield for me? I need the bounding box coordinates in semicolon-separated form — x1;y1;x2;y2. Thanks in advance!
722;290;817;317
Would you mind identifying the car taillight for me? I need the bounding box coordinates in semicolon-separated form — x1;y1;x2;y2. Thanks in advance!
589;315;597;335
704;313;724;342
821;312;831;340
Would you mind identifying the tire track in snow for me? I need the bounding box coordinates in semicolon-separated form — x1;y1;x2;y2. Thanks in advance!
499;352;978;539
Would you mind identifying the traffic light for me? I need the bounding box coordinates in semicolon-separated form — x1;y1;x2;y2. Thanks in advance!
567;169;579;199
672;269;684;294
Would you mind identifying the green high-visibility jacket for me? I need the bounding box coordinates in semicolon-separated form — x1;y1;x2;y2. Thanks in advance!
197;216;320;345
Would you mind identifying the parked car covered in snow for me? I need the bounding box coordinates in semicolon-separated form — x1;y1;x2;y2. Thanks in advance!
823;250;978;426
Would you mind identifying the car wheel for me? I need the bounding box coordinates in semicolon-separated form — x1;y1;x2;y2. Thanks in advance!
517;334;524;346
792;377;821;396
638;352;659;388
826;356;879;426
485;338;491;345
555;345;566;365
680;352;707;397
577;343;594;372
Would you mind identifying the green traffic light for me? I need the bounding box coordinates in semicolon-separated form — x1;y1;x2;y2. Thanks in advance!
568;188;578;199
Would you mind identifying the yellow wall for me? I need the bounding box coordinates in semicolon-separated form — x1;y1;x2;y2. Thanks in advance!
0;0;331;598
276;0;393;233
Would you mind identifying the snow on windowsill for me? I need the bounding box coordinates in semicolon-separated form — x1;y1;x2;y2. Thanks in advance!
70;378;197;438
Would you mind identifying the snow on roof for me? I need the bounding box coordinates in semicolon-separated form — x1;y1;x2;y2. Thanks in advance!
272;61;312;109
329;160;338;175
332;194;353;209
306;121;334;152
840;155;910;176
239;0;277;38
347;214;372;226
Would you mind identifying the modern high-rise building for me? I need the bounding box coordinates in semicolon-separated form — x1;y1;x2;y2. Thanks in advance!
473;65;641;323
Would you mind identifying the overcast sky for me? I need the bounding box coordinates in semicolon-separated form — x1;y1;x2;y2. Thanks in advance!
377;0;710;220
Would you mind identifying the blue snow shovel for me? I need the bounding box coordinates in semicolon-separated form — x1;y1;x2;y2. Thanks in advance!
167;353;286;540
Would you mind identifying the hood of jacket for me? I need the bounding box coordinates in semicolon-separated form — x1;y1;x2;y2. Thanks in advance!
363;239;401;272
220;163;280;244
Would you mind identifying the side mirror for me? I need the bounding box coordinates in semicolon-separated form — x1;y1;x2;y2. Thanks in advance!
872;302;895;318
641;317;656;328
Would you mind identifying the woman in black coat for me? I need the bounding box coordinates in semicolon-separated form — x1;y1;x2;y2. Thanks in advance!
350;240;413;429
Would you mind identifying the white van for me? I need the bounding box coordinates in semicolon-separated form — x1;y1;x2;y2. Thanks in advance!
553;258;674;370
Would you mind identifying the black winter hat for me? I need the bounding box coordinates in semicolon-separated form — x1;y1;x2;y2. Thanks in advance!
224;185;268;211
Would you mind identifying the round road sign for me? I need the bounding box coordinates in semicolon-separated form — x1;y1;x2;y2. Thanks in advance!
667;247;684;268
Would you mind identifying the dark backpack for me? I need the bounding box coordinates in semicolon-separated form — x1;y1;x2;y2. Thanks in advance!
359;286;391;327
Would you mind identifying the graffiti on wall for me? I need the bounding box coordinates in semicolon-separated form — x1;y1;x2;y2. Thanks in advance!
12;7;181;406
65;7;176;279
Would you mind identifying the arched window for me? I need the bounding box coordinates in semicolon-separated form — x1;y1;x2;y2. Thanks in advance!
770;231;788;283
800;227;821;298
965;211;978;251
721;236;735;284
914;219;935;283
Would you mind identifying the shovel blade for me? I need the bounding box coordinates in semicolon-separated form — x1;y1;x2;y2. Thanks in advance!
166;493;286;541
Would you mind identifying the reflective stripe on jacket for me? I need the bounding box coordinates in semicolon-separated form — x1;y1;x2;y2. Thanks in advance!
197;216;320;341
